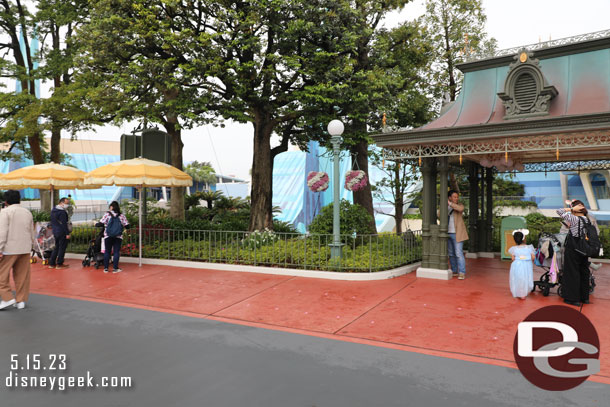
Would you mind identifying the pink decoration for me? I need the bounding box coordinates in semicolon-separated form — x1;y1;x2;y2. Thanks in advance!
345;170;368;191
307;171;329;192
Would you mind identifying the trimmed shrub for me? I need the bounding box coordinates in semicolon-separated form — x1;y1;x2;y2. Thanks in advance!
308;200;376;236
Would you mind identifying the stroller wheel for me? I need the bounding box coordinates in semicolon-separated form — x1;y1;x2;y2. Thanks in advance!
94;263;99;270
542;286;550;297
82;259;88;267
557;285;563;298
30;258;37;264
43;260;48;265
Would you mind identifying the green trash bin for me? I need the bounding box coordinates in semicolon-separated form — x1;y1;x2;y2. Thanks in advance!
501;216;527;260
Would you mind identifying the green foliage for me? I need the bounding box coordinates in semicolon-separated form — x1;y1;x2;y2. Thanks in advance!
494;200;537;209
422;0;496;104
199;190;224;210
493;175;526;197
31;210;51;223
308;200;376;235
241;229;280;250
69;225;423;271
184;161;216;186
272;220;297;234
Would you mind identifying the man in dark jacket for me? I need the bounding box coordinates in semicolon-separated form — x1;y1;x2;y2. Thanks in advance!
49;197;71;269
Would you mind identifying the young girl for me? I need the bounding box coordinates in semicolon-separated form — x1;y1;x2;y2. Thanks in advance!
508;229;535;299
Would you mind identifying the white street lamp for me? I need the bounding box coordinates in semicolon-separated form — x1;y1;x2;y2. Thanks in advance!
327;120;344;260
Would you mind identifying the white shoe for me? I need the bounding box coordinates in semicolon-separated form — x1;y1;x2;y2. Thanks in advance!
14;302;25;309
112;268;122;274
0;299;16;310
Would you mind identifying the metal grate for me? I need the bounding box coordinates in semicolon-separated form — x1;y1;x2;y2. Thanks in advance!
514;73;538;109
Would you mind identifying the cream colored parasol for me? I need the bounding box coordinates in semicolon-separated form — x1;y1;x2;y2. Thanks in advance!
84;158;193;266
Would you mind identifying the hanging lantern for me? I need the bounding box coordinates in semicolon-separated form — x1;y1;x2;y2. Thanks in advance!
345;170;368;191
307;171;329;192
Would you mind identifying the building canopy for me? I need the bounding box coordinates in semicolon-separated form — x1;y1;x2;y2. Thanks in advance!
373;30;610;172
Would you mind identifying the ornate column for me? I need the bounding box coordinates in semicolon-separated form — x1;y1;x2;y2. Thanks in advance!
420;157;434;268
438;157;449;270
486;167;494;252
417;157;451;280
468;162;479;257
478;165;486;252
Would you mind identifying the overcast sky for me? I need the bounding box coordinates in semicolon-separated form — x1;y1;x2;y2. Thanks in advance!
74;0;610;180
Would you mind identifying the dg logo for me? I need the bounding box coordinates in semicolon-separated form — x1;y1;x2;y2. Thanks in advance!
513;305;600;391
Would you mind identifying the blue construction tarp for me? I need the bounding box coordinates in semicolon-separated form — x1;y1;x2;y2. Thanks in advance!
272;142;420;233
1;153;123;202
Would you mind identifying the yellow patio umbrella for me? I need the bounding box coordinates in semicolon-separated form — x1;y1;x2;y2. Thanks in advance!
0;162;99;203
84;157;193;266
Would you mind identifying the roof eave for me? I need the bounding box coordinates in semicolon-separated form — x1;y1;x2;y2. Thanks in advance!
372;112;610;148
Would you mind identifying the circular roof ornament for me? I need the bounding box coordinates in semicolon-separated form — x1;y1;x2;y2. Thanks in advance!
519;52;528;63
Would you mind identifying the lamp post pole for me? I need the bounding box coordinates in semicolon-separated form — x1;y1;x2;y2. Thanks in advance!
328;120;344;260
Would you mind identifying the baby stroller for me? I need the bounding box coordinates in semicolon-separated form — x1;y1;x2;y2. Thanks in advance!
82;223;105;269
533;231;567;297
533;230;597;297
31;222;55;265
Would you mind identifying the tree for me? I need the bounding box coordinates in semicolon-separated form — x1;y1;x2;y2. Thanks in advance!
1;1;105;210
200;0;352;231
295;2;433;234
422;0;496;103
184;161;216;191
0;1;46;202
73;0;216;220
34;0;96;164
371;154;420;235
422;0;496;191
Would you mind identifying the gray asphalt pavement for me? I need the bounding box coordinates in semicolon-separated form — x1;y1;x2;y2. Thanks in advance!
0;294;607;407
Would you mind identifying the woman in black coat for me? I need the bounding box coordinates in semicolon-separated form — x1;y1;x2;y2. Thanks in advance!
556;200;591;306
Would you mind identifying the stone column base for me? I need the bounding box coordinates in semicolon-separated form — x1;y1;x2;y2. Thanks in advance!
416;267;452;280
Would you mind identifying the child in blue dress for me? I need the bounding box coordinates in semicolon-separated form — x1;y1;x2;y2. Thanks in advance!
508;229;535;299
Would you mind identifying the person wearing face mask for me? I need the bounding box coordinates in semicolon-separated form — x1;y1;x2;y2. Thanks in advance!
49;197;71;269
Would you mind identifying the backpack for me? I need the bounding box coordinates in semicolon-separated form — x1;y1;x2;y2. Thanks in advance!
106;213;124;238
571;217;601;258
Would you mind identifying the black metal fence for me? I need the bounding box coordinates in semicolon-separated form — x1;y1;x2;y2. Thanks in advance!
69;227;423;272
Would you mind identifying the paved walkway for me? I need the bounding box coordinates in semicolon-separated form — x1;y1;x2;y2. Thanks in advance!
22;256;610;384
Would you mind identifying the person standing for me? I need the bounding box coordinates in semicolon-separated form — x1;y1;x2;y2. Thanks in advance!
557;200;594;306
100;201;129;274
67;194;76;219
448;190;469;279
49;197;71;269
0;190;36;310
508;230;535;299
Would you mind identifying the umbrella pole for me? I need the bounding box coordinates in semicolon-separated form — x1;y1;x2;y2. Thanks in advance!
139;187;143;267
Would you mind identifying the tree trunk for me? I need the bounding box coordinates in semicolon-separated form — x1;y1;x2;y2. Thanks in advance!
249;119;274;231
350;139;377;234
165;121;185;220
50;124;61;164
394;199;404;235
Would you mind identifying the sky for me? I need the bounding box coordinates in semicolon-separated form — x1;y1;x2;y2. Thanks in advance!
72;0;610;180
